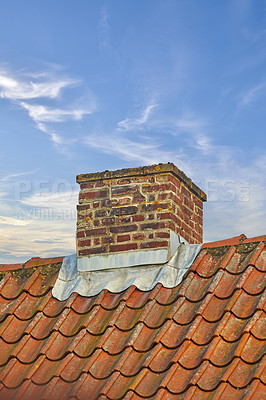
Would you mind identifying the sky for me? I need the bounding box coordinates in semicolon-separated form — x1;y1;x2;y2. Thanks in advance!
0;0;266;263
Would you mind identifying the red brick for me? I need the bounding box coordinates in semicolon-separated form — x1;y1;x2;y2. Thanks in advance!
169;182;178;195
140;241;168;249
149;233;154;239
141;222;166;230
141;183;170;193
93;201;100;208
109;243;138;252
79;246;106;256
79;189;108;201
117;178;131;185
169;192;182;208
195;206;203;218
110;225;138;234
191;214;202;225
132;215;145;222
117;216;131;224
77;204;90;211
158;193;168;201
102;199;118;207
181;186;191;199
78;239;91;247
171;213;182;226
102;217;115;225
132;233;145;240
132;195;146;203
94;238;100;246
169;174;181;189
102;236;114;244
184;196;194;211
168;221;175;232
192;194;203;209
110;206;138;216
77;231;85;238
156;231;170;239
85;228;106;236
142;203;168;212
195;224;203;235
117;234;130;242
95;209;108;218
188;219;195;229
118;197;131;205
192;231;202;243
182;232;190;242
111;186;138;197
154;173;168;183
94;180;106;188
157;212;171;220
148;214;154;220
80;182;94;190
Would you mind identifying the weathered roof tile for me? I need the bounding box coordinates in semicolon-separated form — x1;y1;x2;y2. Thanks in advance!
0;241;265;399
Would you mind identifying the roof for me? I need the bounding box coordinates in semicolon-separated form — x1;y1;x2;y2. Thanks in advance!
0;234;265;399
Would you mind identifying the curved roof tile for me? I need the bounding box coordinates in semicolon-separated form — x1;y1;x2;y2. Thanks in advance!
0;239;265;399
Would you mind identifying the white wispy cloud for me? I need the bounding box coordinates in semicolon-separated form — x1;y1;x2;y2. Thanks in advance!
0;69;77;100
35;122;63;145
85;101;265;242
98;5;111;52
20;102;93;123
173;115;212;154
0;216;29;226
84;133;181;165
117;104;157;131
0;65;96;148
0;184;78;262
21;190;78;210
0;218;76;261
238;82;266;107
1;170;38;182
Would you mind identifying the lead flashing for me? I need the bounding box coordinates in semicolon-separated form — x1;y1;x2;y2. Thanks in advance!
52;242;202;301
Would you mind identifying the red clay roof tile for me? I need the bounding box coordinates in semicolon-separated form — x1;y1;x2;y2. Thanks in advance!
0;237;265;399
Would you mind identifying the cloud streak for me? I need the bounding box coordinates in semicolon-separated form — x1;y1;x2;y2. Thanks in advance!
98;5;111;52
0;216;29;226
0;69;77;100
0;65;96;147
84;133;180;165
20;102;93;123
117;104;157;131
238;82;266;107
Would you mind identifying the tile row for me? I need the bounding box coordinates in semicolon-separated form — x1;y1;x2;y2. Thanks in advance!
0;378;264;400
0;309;264;367
191;242;266;276
0;356;264;397
0;263;264;325
0;269;58;300
1;243;265;304
0;330;265;387
0;288;264;343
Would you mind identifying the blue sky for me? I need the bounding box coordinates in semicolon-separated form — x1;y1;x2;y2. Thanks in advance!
0;0;266;263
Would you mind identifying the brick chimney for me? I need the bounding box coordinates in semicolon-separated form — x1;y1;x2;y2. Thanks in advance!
76;163;206;270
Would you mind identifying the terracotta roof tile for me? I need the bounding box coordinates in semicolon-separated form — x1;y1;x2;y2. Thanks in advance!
0;238;265;399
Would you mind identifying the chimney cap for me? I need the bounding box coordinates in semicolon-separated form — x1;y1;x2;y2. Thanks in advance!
76;162;207;202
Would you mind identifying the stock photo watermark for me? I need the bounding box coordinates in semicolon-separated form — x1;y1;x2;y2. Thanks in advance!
10;178;251;222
